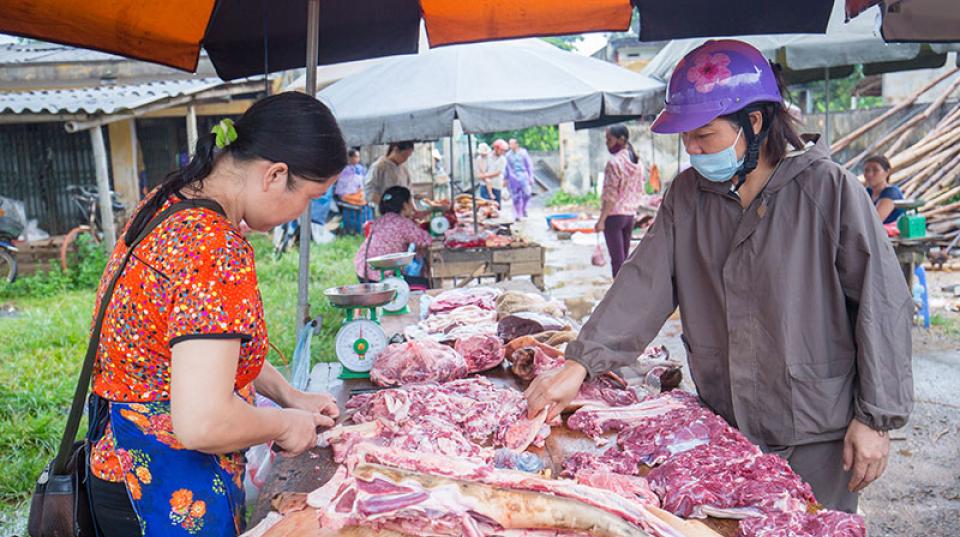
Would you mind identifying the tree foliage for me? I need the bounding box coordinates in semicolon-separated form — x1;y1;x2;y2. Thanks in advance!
475;125;559;152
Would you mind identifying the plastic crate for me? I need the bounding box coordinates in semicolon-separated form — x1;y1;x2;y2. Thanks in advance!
340;204;375;235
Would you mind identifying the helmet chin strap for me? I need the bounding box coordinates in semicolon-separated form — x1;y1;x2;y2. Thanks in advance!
732;108;769;192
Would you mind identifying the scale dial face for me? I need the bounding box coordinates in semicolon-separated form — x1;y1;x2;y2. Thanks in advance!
430;215;451;235
381;276;411;312
335;319;387;372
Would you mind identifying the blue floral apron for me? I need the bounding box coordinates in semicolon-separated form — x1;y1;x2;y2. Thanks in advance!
107;401;246;536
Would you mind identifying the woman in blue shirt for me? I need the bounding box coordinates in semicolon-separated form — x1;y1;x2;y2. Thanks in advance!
863;155;904;225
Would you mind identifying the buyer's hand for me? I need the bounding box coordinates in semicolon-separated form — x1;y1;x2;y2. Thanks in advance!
524;361;588;422
275;408;335;457
843;418;890;492
284;390;339;420
594;218;606;232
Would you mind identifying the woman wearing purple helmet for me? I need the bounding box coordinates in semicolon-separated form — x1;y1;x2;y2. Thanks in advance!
526;40;912;513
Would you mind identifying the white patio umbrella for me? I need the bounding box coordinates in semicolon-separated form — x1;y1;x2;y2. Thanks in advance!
318;39;665;146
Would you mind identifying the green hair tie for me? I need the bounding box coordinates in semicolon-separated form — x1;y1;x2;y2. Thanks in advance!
211;118;238;149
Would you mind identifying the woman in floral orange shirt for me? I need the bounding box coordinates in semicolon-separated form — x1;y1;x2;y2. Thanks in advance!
86;93;346;536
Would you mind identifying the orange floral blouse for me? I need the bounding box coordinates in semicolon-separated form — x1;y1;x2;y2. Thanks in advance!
89;194;268;481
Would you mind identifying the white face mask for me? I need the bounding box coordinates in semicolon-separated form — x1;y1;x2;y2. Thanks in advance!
689;128;744;182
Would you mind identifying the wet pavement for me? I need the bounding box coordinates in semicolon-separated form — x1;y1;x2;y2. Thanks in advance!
522;194;960;536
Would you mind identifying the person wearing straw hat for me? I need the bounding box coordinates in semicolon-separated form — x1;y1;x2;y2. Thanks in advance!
525;40;913;513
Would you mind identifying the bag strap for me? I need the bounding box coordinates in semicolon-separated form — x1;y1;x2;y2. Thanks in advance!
52;197;226;475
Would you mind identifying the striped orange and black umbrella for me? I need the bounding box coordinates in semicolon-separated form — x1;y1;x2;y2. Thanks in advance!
0;0;835;80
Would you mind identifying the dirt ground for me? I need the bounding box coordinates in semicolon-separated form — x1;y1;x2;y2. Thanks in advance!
522;197;960;536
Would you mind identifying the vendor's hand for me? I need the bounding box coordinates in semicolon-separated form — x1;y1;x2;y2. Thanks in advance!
594;218;606;232
524;361;588;421
275;408;335;457
843;418;890;492
283;390;339;420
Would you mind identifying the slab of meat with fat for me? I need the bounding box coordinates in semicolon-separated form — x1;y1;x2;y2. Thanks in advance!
565;391;692;440
509;344;565;381
308;449;687;537
573;471;659;507
370;340;468;386
735;510;866;537
429;287;501;315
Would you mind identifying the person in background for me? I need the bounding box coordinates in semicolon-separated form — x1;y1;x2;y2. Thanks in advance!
355;186;432;287
863;155;905;225
85;92;343;536
335;148;367;200
525;40;912;514
474;142;492;199
595;124;646;277
364;141;415;206
504;138;534;220
475;141;507;206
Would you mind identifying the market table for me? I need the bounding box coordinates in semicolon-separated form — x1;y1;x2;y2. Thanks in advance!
891;234;945;288
251;282;739;536
427;242;545;290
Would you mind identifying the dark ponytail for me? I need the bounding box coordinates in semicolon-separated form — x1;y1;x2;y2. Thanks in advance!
125;91;346;245
607;124;638;165
379;186;411;215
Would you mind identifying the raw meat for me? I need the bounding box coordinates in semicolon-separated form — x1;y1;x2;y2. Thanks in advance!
510;345;566;381
370;340;468;386
429;287;502;314
404;306;498;341
566;392;692;440
562;449;644;478
340;378;550;460
531;330;577;348
735;510;866;537
309;449;687;537
455;335;505;373
570;372;639;408
320;463;655;537
496;291;566;319
497;312;569;342
646;442;816;519
573;471;659;507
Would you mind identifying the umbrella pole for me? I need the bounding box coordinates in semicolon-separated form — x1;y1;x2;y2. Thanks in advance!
297;0;320;326
824;68;831;148
468;133;478;234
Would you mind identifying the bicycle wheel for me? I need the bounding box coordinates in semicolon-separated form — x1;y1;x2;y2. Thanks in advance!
60;225;95;272
0;249;16;283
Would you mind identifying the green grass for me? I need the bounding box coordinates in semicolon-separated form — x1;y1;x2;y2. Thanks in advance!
544;190;601;209
0;232;361;524
930;313;960;338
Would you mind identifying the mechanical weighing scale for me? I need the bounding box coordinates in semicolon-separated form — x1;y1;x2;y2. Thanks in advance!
366;252;416;315
323;283;397;379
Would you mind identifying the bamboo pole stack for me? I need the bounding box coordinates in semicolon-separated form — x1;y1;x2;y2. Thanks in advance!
831;69;960;248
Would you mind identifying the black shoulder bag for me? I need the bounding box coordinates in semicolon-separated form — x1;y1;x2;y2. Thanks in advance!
28;198;225;537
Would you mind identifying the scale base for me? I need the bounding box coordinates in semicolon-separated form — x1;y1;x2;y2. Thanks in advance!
338;367;371;380
382;305;410;316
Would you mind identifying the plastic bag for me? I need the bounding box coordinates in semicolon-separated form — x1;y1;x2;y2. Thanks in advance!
591;235;606;266
0;196;27;239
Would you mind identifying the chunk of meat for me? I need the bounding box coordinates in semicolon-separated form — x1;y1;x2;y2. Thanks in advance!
570;372;639;408
735;510;866;537
405;306;499;342
496;291;566;319
647;442;815;519
429;287;502;314
497;312;569;342
455;334;505;373
573;471;659;507
510;345;566;381
370;340;468;386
